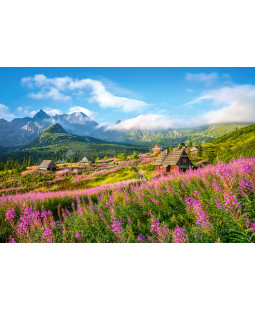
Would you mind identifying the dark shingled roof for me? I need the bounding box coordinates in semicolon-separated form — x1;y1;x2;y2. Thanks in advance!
153;149;169;166
80;156;94;164
38;160;56;169
154;149;193;168
162;149;185;166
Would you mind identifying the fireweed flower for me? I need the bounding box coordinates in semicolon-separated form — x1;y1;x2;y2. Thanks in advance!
7;236;17;243
138;234;146;243
246;220;255;232
77;204;83;214
5;208;16;221
41;229;54;243
185;198;210;228
172;227;187;243
150;216;169;242
224;193;241;211
75;232;84;239
111;220;123;234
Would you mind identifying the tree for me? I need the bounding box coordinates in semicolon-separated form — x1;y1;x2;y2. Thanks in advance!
197;144;202;157
117;153;127;160
188;141;193;147
27;156;32;167
131;151;139;159
178;142;183;149
169;145;173;151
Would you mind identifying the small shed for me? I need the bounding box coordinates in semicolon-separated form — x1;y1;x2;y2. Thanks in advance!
80;156;94;165
190;146;198;153
38;160;57;171
152;144;164;154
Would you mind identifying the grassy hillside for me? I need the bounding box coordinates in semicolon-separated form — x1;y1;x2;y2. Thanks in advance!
123;123;249;146
3;124;150;164
202;123;255;163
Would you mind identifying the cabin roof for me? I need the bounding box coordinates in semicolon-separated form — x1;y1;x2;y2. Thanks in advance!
80;156;93;163
163;149;185;166
154;149;193;167
153;149;169;165
153;144;163;150
38;160;56;169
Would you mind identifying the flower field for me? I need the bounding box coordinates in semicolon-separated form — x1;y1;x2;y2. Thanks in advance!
1;156;255;243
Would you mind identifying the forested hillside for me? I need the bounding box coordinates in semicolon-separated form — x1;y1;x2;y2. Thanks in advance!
202;124;255;163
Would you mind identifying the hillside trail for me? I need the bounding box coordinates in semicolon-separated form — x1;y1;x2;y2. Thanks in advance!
133;168;147;182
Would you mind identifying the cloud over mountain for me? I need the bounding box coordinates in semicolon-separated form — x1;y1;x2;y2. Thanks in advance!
21;74;149;113
0;104;15;121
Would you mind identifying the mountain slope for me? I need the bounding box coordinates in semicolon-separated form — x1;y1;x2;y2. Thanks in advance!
5;124;150;163
0;108;251;149
203;123;255;163
121;123;249;146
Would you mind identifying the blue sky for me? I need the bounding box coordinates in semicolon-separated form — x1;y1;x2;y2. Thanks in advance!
1;67;255;129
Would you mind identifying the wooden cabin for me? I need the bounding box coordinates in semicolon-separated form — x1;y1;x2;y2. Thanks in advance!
38;160;57;171
153;149;195;173
190;146;198;154
80;156;94;165
152;144;164;154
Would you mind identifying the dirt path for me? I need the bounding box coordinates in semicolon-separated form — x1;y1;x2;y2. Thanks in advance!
133;168;147;181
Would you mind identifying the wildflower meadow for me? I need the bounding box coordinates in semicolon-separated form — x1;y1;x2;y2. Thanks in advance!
1;156;255;243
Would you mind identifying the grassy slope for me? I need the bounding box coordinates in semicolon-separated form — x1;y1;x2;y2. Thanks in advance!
203;123;255;162
124;123;249;146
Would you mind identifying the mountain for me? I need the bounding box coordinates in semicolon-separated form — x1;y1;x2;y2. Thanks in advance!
52;112;104;139
203;123;255;163
118;123;249;146
6;123;149;163
0;110;102;149
32;109;51;121
0;108;251;151
0;116;33;147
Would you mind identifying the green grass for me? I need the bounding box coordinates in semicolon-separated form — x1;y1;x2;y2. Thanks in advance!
203;123;255;163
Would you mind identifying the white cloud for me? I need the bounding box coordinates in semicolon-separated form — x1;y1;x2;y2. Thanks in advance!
44;107;62;116
68;106;96;119
16;106;38;117
192;85;255;124
28;87;71;101
0;104;15;121
21;74;148;112
107;114;177;131
107;84;255;131
185;72;219;85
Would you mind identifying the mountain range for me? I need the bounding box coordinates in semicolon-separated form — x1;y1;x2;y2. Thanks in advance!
0;109;251;157
4;123;150;163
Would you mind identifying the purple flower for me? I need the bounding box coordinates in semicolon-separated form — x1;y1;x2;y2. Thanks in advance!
5;208;16;221
172;227;187;243
41;229;54;243
7;237;17;243
111;220;123;234
75;232;84;239
185;197;210;228
138;234;146;243
77;204;83;214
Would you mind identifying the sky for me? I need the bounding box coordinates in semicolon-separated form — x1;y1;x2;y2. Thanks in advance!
1;67;255;130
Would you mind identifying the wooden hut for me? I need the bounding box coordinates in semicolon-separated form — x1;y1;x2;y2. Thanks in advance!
153;149;195;173
38;160;57;171
152;144;164;154
80;156;94;165
190;146;198;153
